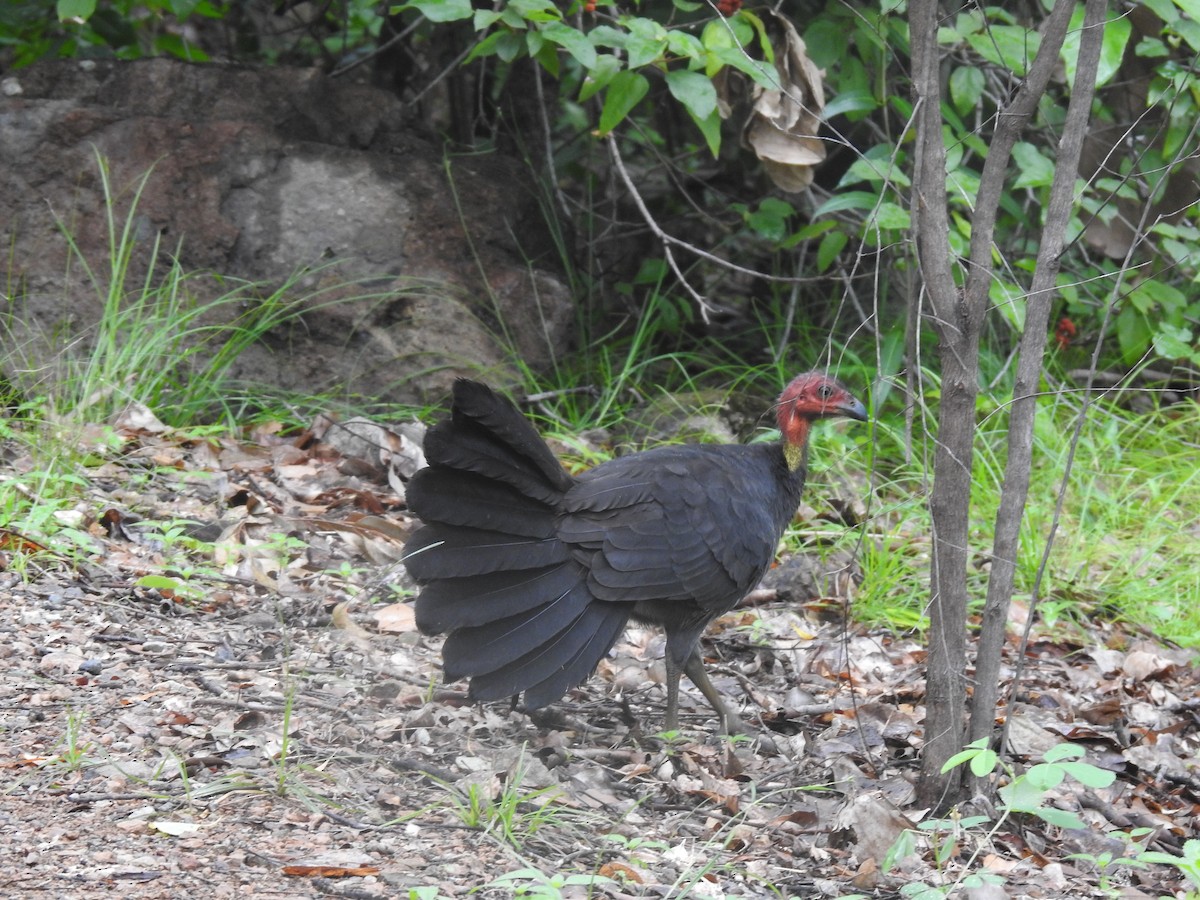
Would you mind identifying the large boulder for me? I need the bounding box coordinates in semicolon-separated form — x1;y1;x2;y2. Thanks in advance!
0;58;575;406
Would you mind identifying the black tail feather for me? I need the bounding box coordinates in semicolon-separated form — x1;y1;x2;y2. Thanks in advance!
415;562;584;633
447;380;574;493
465;602;630;704
440;582;593;678
405;380;630;713
425;417;564;505
520;604;630;709
404;525;569;580
407;467;556;537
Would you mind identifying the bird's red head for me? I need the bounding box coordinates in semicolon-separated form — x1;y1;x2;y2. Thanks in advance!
776;372;868;470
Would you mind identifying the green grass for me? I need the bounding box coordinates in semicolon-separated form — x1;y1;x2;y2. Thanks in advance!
1035;401;1200;645
840;371;1200;647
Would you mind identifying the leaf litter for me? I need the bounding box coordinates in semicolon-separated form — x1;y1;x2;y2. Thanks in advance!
0;410;1198;899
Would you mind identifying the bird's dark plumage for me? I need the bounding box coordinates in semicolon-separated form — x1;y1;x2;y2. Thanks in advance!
405;373;867;731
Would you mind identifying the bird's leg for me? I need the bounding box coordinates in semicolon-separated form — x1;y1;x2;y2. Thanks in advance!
663;655;683;732
682;650;745;734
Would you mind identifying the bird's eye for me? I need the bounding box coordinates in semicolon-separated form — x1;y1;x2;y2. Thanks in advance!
817;383;834;399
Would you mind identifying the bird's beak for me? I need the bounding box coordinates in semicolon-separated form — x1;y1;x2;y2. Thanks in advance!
839;397;869;422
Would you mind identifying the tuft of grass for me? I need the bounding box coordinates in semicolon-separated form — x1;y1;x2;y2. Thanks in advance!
430;748;592;851
3;150;421;436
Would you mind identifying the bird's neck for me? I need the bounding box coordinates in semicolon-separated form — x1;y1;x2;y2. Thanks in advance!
782;421;810;472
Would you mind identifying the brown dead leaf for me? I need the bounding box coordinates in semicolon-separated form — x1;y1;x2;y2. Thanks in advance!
282;865;381;877
770;808;820;830
850;856;879;890
831;793;914;864
373;601;416;634
313;415;427;491
1079;697;1124;726
744;12;826;192
331;602;374;643
0;527;49;555
309;515;409;565
598;861;642;883
113;401;170;434
1122;649;1175;681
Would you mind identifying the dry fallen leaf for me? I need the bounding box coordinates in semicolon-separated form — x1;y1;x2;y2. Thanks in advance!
114;400;170;434
282;865;381;877
1121;649;1175;681
373;601;417;633
331;601;374;643
744;12;827;192
831;793;914;865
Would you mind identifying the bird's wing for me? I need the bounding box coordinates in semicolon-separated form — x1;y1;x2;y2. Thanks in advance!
560;446;782;609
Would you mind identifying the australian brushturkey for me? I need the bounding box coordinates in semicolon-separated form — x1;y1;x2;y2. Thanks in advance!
404;373;867;732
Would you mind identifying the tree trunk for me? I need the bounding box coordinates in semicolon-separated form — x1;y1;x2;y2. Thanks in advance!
968;0;1108;750
909;0;974;810
910;0;1081;810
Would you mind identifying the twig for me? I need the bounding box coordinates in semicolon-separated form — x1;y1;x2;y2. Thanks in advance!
329;14;425;78
603;135;833;323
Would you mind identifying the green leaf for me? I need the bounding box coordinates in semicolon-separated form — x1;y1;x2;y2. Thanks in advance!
1174;17;1200;54
136;574;183;591
465;29;509;63
736;9;776;64
625;31;667;68
837;144;910;188
990;280;1026;332
1037;808;1087;830
949;66;984;115
402;0;473;23
578;53;622;102
1116;305;1153;365
509;0;562;23
1012;141;1056;189
804;19;847;68
1130;279;1187;314
57;0;96;22
1153;323;1196;360
665;69;717;121
1058;761;1117;788
1062;7;1131;88
999;775;1046;812
689;107;722;157
1141;0;1178;22
744;197;793;241
967;25;1040;76
588;25;628;50
791;220;838;241
823;90;879;118
817;230;847;271
529;32;558;76
473;9;503;28
941;740;996;774
870;202;910;230
542;22;597;68
494;30;526;62
1134;35;1170;58
813;191;881;218
707;47;777;88
598;70;649;134
1174;0;1200;21
666;31;705;63
1041;743;1085;763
